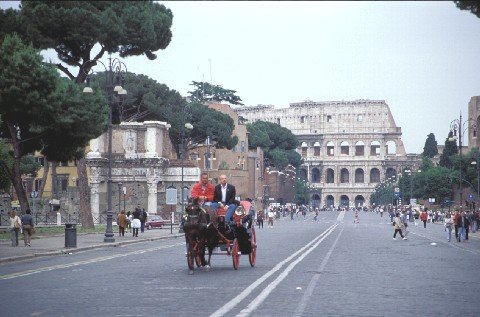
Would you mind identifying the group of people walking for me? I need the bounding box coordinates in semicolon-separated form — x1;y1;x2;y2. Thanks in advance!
117;208;147;237
9;208;34;247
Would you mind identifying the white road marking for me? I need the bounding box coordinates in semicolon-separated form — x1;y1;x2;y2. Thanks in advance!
410;232;480;256
293;226;344;317
336;210;345;222
209;224;337;317
0;243;183;280
235;224;338;317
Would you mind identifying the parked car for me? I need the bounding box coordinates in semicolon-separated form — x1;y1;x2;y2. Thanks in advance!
145;215;165;230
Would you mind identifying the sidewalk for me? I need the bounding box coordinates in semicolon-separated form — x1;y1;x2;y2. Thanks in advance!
0;227;184;264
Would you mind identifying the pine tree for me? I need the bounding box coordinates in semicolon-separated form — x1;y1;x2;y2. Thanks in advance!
423;133;438;158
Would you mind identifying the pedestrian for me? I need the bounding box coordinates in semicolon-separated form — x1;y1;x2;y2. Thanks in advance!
444;212;454;242
267;209;275;228
457;211;470;242
20;208;34;247
354;210;359;223
126;211;132;233
393;212;407;240
257;210;264;229
140;208;147;233
400;211;408;237
117;210;127;237
9;211;21;247
420;208;428;228
132;208;141;237
453;210;461;240
314;209;319;222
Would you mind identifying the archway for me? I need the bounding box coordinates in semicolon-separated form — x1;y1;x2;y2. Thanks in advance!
312;168;321;183
326;168;335;183
312;194;321;208
386;167;396;180
340;168;349;183
370;168;380;183
355;168;364;183
340;195;349;207
355;195;365;208
299;168;308;181
325;195;335;208
386;140;397;155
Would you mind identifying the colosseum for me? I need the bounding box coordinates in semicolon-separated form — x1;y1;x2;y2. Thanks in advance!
236;99;413;208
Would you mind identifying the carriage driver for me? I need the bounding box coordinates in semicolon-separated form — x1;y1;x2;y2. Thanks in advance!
190;172;215;206
212;174;237;223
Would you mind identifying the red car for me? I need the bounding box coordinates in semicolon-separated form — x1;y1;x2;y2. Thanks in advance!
145;215;165;230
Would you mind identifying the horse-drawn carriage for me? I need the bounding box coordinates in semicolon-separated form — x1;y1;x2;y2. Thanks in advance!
183;200;257;274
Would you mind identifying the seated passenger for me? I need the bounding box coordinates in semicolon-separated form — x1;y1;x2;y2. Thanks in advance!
190;172;215;206
212;174;237;223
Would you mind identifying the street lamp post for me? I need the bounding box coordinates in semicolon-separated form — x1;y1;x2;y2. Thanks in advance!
83;55;127;243
471;154;480;210
180;116;193;213
450;113;476;208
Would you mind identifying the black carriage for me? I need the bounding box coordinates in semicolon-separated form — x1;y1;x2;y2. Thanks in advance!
183;201;257;274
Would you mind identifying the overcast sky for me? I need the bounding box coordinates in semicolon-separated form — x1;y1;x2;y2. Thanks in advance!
3;1;480;153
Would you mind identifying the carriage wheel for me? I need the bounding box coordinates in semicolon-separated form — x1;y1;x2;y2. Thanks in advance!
232;238;240;270
187;249;195;271
249;227;257;267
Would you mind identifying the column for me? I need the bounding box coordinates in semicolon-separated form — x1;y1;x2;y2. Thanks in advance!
144;125;158;158
90;182;100;224
147;178;158;214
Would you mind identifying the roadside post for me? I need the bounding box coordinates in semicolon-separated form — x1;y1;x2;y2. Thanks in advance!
166;186;178;234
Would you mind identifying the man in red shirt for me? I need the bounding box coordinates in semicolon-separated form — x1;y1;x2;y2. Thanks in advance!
190;172;215;206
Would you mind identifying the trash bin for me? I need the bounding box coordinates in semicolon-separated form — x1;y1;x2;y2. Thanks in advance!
65;223;77;248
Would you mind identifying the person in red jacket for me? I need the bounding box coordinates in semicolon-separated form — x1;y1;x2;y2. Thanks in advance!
190;172;215;206
420;208;428;228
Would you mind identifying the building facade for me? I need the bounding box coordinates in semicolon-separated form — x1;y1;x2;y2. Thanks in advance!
236;99;411;208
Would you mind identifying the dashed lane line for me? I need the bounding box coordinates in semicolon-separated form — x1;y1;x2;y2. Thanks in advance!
209;223;338;317
235;224;339;317
293;225;345;317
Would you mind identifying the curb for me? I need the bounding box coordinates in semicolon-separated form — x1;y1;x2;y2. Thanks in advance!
0;233;184;264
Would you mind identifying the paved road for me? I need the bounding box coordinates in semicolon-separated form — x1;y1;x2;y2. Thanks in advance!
0;211;479;317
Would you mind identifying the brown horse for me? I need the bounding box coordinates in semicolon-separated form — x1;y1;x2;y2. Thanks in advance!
183;202;209;274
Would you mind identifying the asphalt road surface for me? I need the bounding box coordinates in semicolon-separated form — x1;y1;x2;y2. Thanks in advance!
1;211;479;317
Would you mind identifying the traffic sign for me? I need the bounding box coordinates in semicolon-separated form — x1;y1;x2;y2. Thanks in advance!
468;194;475;202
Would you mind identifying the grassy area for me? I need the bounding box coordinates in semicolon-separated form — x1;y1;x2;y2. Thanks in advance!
0;225;108;241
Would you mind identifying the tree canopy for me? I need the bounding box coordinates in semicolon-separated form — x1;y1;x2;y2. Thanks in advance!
19;0;173;82
422;133;438;158
247;121;301;169
455;1;480;19
188;81;244;105
0;34;108;211
439;131;459;168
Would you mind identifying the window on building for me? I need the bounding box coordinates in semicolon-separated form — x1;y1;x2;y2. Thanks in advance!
277;118;280;125
340;141;349;155
36;157;45;166
314;146;320;156
327;115;332;123
241;141;246;153
326;141;334;156
60;178;68;191
300;116;305;123
34;179;43;191
301;142;308;157
357;115;363;122
370;141;381;156
355;141;365;156
60;161;68;167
